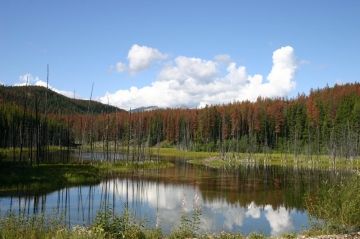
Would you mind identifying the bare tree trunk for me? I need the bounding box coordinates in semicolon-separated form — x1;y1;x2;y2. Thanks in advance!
44;64;49;163
35;95;40;167
114;109;118;163
127;109;131;163
88;83;94;162
20;77;29;163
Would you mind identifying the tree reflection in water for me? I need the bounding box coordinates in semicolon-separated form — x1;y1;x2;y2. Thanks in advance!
0;160;349;236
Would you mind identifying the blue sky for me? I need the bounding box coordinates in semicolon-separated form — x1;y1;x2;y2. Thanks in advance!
1;0;359;109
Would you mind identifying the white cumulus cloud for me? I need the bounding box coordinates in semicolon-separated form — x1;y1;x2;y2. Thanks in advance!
113;44;167;74
127;44;167;73
102;46;297;110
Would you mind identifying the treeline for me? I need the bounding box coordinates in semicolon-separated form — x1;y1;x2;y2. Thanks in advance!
0;102;71;164
0;85;121;114
66;83;360;159
0;85;121;164
1;83;360;162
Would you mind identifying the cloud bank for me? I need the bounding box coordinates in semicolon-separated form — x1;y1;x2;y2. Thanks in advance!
102;45;297;110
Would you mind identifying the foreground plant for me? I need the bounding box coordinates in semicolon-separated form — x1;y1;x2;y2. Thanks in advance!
305;174;360;233
169;193;202;239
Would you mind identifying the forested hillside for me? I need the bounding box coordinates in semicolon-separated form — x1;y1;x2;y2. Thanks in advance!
66;83;360;159
1;83;360;162
0;85;122;164
0;85;122;114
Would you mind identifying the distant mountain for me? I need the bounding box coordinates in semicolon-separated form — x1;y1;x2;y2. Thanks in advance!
131;106;159;112
0;85;123;114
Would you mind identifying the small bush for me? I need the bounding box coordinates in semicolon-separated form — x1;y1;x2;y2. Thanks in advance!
169;207;201;239
92;207;146;239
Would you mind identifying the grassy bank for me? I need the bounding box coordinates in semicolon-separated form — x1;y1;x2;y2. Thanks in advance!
144;147;360;170
0;160;173;195
188;153;360;170
0;209;358;239
149;147;219;159
55;143;360;170
0;209;301;239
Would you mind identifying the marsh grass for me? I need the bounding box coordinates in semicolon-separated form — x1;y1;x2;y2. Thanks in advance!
0;209;244;239
305;174;360;234
0;146;61;156
0;209;179;239
96;160;173;174
0;213;66;239
0;162;100;194
0;209;355;239
187;152;360;170
0;160;173;195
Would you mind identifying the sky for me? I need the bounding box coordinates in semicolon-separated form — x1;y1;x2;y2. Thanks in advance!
1;0;359;109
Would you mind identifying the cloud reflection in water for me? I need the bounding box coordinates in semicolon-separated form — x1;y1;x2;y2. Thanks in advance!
107;178;297;235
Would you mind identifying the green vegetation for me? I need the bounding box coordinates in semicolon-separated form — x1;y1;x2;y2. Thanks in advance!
0;209;209;239
187;152;360;170
3;83;360;169
0;85;122;114
1;83;360;178
149;147;219;159
75;83;360;161
91;208;162;239
1;80;359;238
0;210;295;239
0;146;61;154
168;200;201;239
137;147;360;170
3;208;354;239
0;160;173;194
95;160;173;174
305;174;360;234
0;162;99;194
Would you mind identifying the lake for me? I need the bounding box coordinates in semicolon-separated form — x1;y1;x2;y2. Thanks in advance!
0;156;349;236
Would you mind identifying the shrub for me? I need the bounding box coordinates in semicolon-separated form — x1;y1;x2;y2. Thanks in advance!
92;207;146;239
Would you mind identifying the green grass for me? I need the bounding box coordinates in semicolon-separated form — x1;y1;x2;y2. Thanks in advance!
0;210;356;239
107;146;360;170
0;146;62;156
0;160;173;195
0;162;100;194
305;174;360;233
2;145;359;195
59;143;360;170
0;210;295;239
135;146;360;170
149;147;219;159
95;160;173;173
186;152;360;170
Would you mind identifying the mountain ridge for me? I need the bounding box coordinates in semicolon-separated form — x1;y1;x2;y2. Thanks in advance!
0;85;123;114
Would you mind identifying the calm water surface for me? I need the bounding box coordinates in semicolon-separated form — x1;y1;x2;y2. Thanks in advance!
0;157;347;236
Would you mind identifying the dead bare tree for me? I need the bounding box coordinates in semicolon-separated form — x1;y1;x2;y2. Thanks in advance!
19;77;29;162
